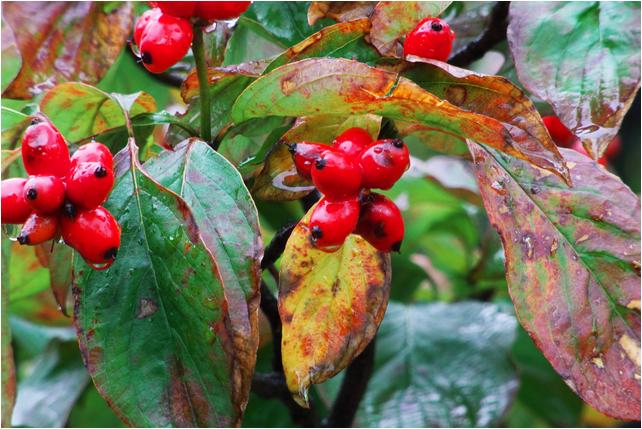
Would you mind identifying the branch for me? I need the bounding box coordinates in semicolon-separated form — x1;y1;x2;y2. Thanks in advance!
252;372;319;427
323;339;376;427
300;190;321;213
192;25;213;145
448;1;510;67
260;222;297;270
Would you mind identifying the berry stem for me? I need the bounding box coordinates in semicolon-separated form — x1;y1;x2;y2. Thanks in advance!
192;25;212;146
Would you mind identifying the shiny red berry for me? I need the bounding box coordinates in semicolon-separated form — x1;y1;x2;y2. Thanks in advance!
21;120;70;177
542;116;577;148
309;196;360;252
17;213;58;245
571;141;608;166
356;193;404;252
311;150;362;200
195;1;251;21
403;17;455;62
134;8;163;46
288;142;329;180
71;141;114;170
1;178;32;224
148;1;197;18
359;139;409;190
61;206;121;266
66;162;115;210
23;176;65;214
138;12;193;73
333;127;373;159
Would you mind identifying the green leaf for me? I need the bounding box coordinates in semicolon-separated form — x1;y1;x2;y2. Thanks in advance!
74;140;249;427
507;2;641;158
1;107;30;174
11;339;89;428
1;239;16;427
230;58;570;182
322;302;518;427
67;384;126;428
223;16;285;65
2;2;133;99
39;82;156;145
279;205;391;407
35;243;73;317
369;1;452;57
470;143;641;420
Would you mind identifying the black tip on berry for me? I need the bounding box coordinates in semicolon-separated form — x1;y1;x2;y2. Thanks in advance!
63;201;77;218
30;118;40;125
391;240;402;253
141;51;152;64
16;234;29;245
431;21;443;32
26;188;37;200
311;225;323;240
104;247;118;260
94;165;108;178
286;142;297;154
315;158;327;170
392;139;404;149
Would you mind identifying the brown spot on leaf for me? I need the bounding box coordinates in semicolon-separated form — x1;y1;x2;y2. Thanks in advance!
136;298;158;319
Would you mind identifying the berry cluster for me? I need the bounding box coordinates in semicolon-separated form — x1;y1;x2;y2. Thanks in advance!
289;128;409;253
403;17;455;62
134;1;251;73
1;118;120;270
542;115;621;165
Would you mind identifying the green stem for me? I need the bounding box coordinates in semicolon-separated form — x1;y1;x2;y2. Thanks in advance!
192;26;212;145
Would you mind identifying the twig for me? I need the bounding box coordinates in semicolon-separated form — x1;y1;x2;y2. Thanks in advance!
448;1;510;67
260;281;283;372
252;372;320;427
301;190;321;212
260;222;297;270
323;339;376;427
192;25;213;145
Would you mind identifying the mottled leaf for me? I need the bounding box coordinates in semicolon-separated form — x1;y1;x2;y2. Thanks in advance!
394;119;469;156
11;339;89;428
279;207;391;407
143;139;262;410
39;82;156;144
74;140;245;426
369;1;452;57
1;239;16;427
253;114;381;201
507;2;641;158
307;1;376;25
404;59;565;182
1;107;30;174
328;302;518;427
231;58;569;182
470;143;641;420
2;2;133;99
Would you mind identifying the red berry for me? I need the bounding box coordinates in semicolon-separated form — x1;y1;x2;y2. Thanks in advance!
1;178;32;224
288;142;329;180
17;213;58;245
603;135;622;160
23;176;65;214
71;141;114;170
311;150;362;200
21;120;70;177
66;162;115;210
542;116;577;148
61;206;121;266
195;1;251;21
359;139;409;190
571;141;608;166
356;193;404;252
333;127;373;159
134;8;163;46
309;196;360;252
148;1;197;18
403;17;455;62
138;12;193;73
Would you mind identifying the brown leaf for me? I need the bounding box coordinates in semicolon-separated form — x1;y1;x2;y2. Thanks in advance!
2;2;133;99
307;1;376;25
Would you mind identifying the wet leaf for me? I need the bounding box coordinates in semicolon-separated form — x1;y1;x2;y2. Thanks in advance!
11;339;89;428
74;140;246;427
143;139;262;410
1;239;16;427
307;1;376;25
329;302;518;427
369;1;452;57
507;2;641;158
253;114;381;201
2;2;133;99
231;57;570;182
278;206;391;407
39;82;156;144
403;59;565;182
470;143;641;420
442;2;494;54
